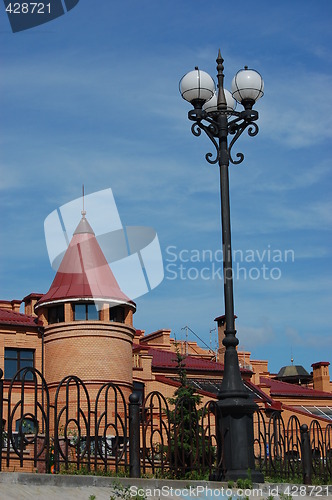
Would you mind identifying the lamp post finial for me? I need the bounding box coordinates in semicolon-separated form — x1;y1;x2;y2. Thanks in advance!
216;50;226;111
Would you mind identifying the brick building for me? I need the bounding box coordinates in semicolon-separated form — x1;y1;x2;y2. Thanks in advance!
1;212;332;433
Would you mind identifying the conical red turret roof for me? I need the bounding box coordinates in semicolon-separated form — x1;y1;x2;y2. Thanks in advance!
36;214;134;310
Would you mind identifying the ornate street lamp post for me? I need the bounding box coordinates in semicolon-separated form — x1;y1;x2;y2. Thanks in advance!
180;50;264;481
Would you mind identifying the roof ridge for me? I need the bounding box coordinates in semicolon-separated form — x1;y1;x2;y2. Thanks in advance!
0;308;32;318
261;376;332;398
0;308;40;326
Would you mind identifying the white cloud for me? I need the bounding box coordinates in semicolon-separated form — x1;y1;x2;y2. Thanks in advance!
236;323;275;346
259;71;332;148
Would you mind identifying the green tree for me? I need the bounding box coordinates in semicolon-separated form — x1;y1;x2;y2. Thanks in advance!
168;347;207;477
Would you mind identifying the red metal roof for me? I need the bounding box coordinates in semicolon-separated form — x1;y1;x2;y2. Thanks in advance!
245;379;275;405
36;215;134;309
154;375;220;399
260;377;332;399
133;343;255;374
153;375;281;409
0;308;40;327
136;346;224;372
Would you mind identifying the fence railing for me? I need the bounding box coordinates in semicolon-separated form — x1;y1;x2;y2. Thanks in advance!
1;367;332;484
0;368;129;474
140;391;219;477
253;409;332;484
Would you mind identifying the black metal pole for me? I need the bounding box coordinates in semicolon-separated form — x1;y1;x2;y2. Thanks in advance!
217;53;249;399
129;392;141;478
300;424;312;485
214;51;263;482
183;49;263;482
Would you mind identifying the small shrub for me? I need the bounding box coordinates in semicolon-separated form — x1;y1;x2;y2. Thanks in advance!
236;477;253;489
110;479;147;500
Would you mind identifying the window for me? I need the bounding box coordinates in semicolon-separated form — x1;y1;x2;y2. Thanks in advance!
73;303;99;321
16;418;36;434
109;306;125;323
8;418;38;450
297;405;332;421
48;304;64;324
4;348;34;380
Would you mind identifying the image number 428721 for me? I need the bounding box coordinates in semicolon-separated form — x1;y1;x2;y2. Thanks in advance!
3;0;80;33
5;3;51;14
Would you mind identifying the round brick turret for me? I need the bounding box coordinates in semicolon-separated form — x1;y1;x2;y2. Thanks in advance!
35;213;136;401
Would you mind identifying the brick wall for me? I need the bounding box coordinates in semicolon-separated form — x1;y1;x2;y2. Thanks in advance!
44;321;135;399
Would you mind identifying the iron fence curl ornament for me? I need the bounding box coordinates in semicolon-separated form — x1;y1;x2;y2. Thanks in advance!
94;382;128;472
141;391;171;475
54;375;91;472
200;400;220;473
5;367;50;470
324;423;332;477
253;409;267;472
309;419;330;480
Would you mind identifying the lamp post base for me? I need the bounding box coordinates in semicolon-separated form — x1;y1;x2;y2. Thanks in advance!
213;394;264;483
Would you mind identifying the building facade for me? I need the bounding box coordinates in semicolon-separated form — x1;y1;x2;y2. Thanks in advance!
1;213;332;449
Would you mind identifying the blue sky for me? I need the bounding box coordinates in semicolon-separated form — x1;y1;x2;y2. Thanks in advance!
0;0;331;374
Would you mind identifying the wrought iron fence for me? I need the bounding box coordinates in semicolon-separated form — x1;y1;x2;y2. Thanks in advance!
140;391;219;477
0;368;129;474
1;367;332;484
4;367;50;472
141;391;171;475
254;409;332;484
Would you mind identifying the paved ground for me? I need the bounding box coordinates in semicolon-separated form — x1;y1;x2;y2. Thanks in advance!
0;484;110;500
0;473;331;499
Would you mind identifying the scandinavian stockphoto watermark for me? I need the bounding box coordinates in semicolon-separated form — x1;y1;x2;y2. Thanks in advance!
128;484;330;498
165;245;295;282
43;188;294;302
43;188;164;302
128;485;265;498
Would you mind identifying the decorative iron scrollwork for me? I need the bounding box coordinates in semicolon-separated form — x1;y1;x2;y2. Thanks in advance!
188;108;260;166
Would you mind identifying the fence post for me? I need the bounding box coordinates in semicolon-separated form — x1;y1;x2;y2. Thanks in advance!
300;424;312;485
129;392;140;478
0;369;3;472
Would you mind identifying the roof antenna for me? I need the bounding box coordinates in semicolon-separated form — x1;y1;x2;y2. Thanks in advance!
291;345;294;365
82;184;86;218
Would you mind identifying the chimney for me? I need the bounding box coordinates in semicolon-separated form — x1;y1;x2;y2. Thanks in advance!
11;300;21;312
312;362;330;393
214;314;237;364
23;293;43;317
0;300;21;312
